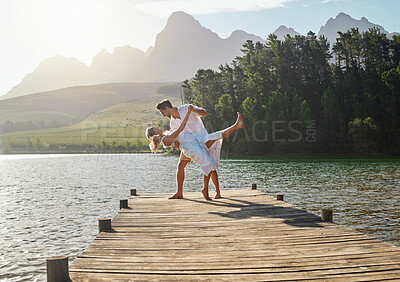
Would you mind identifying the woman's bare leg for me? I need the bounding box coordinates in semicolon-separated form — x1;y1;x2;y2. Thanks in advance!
221;112;243;138
204;140;220;199
202;173;212;201
205;112;243;148
211;170;221;199
205;139;218;148
203;113;243;200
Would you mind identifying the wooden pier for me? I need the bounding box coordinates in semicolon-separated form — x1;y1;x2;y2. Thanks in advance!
66;189;400;281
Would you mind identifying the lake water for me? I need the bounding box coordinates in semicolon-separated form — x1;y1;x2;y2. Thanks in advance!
0;154;399;281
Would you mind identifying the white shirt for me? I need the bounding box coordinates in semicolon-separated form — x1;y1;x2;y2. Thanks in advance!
170;104;208;145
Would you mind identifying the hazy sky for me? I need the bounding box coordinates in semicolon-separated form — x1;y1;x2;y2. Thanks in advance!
0;0;398;96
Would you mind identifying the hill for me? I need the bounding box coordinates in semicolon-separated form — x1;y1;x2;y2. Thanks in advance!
72;94;182;128
0;82;173;126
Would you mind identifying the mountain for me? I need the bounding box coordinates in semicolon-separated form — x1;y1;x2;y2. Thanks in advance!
3;56;92;100
90;46;146;82
2;11;398;100
1;12;264;100
389;32;400;38
318;12;390;44
2;46;147;100
113;11;265;82
273;25;301;40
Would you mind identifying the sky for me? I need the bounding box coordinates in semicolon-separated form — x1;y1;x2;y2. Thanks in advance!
0;0;399;96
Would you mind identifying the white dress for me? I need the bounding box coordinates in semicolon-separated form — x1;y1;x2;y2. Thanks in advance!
163;104;223;175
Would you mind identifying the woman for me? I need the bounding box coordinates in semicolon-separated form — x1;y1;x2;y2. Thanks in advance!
146;105;243;200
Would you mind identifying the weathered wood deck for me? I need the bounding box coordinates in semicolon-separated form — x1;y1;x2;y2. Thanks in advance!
69;189;400;281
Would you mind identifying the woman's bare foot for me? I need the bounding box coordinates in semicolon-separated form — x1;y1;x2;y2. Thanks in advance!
169;192;183;199
201;188;212;201
236;112;243;128
214;192;222;199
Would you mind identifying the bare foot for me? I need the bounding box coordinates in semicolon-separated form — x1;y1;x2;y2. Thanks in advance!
214;192;222;199
201;188;212;201
236;112;243;128
169;193;183;199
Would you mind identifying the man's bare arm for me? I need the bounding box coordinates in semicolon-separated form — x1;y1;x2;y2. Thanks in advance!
193;107;207;117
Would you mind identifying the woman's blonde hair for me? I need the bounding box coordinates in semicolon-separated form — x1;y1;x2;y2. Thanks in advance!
146;127;162;153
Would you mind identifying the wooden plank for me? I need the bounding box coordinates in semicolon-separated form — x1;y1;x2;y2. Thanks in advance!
76;250;400;262
70;256;400;271
69;189;400;281
68;270;400;282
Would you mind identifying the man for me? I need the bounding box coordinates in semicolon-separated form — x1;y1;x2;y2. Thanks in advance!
156;99;222;200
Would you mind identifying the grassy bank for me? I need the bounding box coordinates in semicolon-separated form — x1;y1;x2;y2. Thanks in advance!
0;126;152;153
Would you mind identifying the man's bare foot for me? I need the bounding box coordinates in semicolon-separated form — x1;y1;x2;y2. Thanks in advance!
214;192;222;199
169;193;183;199
201;188;212;201
236;112;243;128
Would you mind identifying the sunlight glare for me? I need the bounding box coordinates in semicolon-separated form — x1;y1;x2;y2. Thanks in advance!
57;0;99;32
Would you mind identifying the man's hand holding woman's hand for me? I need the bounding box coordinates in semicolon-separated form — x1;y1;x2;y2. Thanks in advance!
187;104;194;113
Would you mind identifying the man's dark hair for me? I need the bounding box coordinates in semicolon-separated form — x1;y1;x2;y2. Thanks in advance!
156;99;173;110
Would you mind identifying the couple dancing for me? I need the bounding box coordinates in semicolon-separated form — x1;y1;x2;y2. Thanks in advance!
145;100;243;200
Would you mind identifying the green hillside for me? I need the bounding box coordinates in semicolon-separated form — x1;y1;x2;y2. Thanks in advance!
0;94;182;153
72;94;181;128
0;82;176;126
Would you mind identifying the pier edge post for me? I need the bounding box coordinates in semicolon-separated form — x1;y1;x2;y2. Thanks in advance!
46;256;69;282
321;208;333;222
120;199;128;209
131;189;137;196
251;183;257;190
277;194;284;201
98;218;112;232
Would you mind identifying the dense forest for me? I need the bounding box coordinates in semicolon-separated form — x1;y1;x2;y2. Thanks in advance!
182;28;400;155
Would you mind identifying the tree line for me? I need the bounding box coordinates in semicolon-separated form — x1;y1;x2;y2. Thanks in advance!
182;28;400;155
1;136;148;154
0;120;69;134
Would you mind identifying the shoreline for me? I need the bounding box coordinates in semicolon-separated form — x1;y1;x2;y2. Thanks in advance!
1;151;399;159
